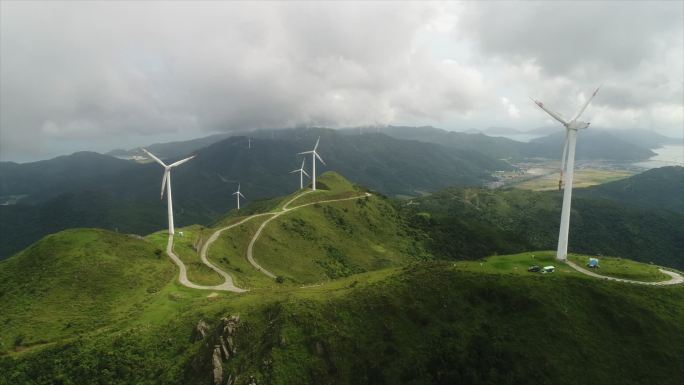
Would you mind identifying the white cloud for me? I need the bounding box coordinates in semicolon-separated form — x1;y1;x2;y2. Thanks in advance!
1;1;682;161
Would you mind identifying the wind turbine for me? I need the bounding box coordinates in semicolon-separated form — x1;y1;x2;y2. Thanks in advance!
298;136;325;191
290;158;310;189
531;86;600;261
142;148;195;235
233;183;245;210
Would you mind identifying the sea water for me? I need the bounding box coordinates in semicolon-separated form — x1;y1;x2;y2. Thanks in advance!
633;144;684;169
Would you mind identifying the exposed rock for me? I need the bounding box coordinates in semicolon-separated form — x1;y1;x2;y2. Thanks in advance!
212;345;223;385
226;374;238;385
195;319;210;341
247;375;258;385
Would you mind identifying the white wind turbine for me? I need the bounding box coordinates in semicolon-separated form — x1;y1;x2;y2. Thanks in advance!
290;158;310;189
531;86;600;261
233;183;245;210
142;148;195;235
298;136;325;191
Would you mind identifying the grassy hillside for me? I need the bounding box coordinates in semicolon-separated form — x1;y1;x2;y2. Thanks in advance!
3;255;683;385
578;166;684;213
0;229;175;352
403;186;684;269
2;172;683;384
203;172;426;288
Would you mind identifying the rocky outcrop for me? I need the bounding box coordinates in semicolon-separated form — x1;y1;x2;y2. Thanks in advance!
192;315;242;385
212;346;223;385
195;319;210;341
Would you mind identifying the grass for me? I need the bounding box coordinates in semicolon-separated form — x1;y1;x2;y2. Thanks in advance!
568;254;671;282
254;195;419;283
3;239;684;384
146;225;224;286
205;215;279;290
2;172;683;384
0;229;175;353
514;168;634;191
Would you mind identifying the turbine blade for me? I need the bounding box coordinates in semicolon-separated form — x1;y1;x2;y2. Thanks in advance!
290;169;299;173
315;151;326;166
314;136;320;151
298;151;314;155
572;86;601;122
301;168;310;178
530;97;568;125
161;170;168;199
169;155;195;168
239;192;245;199
142;148;167;167
300;158;305;169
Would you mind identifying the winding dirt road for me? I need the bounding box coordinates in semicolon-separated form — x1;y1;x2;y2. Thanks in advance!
246;192;372;279
165;190;370;292
166;190;681;292
566;260;684;286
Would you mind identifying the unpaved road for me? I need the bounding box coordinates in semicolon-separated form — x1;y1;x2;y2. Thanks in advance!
166;190;370;291
246;192;372;278
566;260;684;286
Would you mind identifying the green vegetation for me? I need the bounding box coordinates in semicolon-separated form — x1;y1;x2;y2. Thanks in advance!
204;172;425;288
568;254;670;282
3;259;683;385
403;186;684;269
147;225;224;286
0;229;175;353
578;166;684;213
1;128;509;260
2;172;683;384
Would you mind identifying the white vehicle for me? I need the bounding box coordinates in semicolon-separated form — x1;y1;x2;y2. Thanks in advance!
543;266;555;273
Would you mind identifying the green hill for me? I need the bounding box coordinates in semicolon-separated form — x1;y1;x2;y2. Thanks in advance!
402;186;684;269
2;255;683;385
2;173;683;384
0;229;175;352
579;166;684;213
156;172;427;289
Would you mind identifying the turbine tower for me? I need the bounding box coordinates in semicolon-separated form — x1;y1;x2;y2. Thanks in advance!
290;158;310;189
233;183;245;210
298;136;325;191
142;148;195;235
531;86;600;261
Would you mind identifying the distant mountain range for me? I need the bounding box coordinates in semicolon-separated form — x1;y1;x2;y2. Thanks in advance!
105;126;676;163
0;126;679;259
0;128;509;258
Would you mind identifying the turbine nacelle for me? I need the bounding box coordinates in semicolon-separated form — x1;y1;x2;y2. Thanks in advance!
567;121;590;130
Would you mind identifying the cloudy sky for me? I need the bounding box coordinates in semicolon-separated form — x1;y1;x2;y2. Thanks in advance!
1;1;682;162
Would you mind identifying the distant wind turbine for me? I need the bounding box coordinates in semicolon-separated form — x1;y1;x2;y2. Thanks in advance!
298;136;325;191
248;138;251;149
290;158;310;189
531;86;601;261
142;148;195;235
233;183;245;210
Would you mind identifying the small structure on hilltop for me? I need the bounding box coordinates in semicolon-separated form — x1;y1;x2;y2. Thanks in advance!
587;257;600;269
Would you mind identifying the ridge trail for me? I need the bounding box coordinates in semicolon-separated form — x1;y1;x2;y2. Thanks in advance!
165;190;371;292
